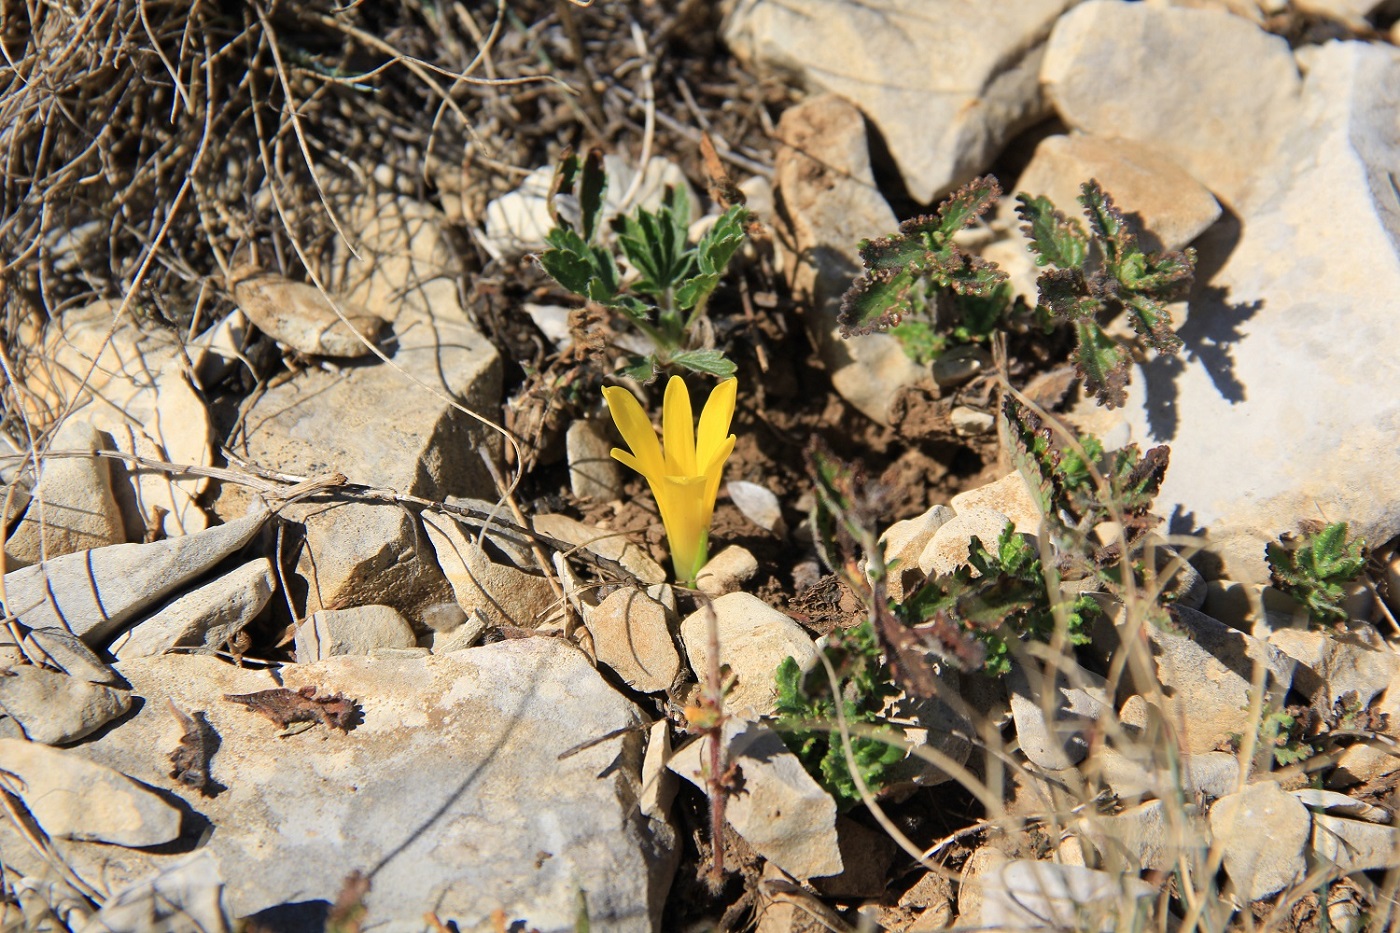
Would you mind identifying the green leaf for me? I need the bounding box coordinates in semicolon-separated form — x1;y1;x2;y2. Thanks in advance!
1266;521;1367;627
619;353;658;382
1016;193;1088;269
578;149;607;243
668;348;737;378
890;319;946;364
538;244;595;296
1079;179;1136;268
1071;319;1131;409
936;175;1002;237
1124;294;1184;354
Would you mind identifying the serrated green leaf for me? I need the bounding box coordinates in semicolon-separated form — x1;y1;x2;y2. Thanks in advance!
1037;267;1095;323
1071;319;1130;409
549;150;581;231
696;205;748;275
673;273;718;312
619;354;658;381
1125;294;1184;353
538;248;595;296
857;229;935;272
1079;179;1136;266
1016;193;1088;269
936;176;1002;237
838;267;921;336
668;348;737;378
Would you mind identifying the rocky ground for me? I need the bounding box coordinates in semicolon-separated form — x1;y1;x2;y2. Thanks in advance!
2;1;1400;931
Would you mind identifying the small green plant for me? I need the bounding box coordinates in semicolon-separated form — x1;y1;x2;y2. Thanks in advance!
537;149;747;380
839;176;1009;347
1227;707;1317;768
1266;521;1367;628
1017;180;1193;408
774;622;904;809
897;524;1099;676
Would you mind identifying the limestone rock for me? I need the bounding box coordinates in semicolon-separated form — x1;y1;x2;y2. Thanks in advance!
1042;1;1301;208
679;592;818;717
981;860;1156;930
917;507;1014;578
1330;668;1400;789
4;643;676;929
232;270;384;358
772;94;926;425
2;511;267;644
1267;627;1400;709
669;719;841;880
1293;788;1391;824
1006;133;1222;252
1106;41;1400;583
950;472;1043;536
726;480;784;536
0;666;131;744
695;545;758;598
1209;781;1309;899
81;850;229;933
566;419;622;501
1074;800;1201;872
295;605;418;663
423;512;562;630
1311;814;1400;873
25;301;212;538
727;0;1075;203
1008;658;1111;771
1126;605;1294;755
582;587;681;693
21;627;120;685
235;310;499;624
1085;746;1240;802
880;504;954;600
533;513;666;585
0;739;181;847
111;558;276;659
4;420;125;568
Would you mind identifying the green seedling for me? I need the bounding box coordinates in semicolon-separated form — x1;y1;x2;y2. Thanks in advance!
898;524;1099;676
774;622;904;809
839;176;1009;351
1266;521;1367;628
537;149;747;380
1017;180;1193;408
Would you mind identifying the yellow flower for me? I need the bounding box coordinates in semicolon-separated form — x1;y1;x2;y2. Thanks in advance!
602;376;738;586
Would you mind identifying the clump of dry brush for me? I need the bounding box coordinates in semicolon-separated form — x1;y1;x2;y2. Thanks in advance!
0;0;577;425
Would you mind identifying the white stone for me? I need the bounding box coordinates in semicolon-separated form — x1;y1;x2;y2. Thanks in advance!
423;512;562;630
1086;746;1240;803
533;512;666;585
1293;788;1391;824
1330;667;1400;789
669;719;842;879
695;545;759;598
566;420;622;501
2;511;267;644
772;95;927;425
112;558;276;658
295;604;418;663
950;406;995;437
232;270;383;358
727;0;1076;203
1006;133;1222;252
679;592;818;717
1209;781;1309;899
727;480;784;535
2;644;676;928
30;301;212;538
1042;1;1301;208
1074;800;1202;872
22;626;120;684
880;504;955;600
0;739;181;847
1008;658;1111;771
583;587;681;693
917;506;1014;577
1267;628;1400;709
0;666;131;744
982;861;1156;931
81;851;228;933
482;155;697;259
1311;813;1400;873
4;420;125;568
951;472;1043;536
1107;41;1400;584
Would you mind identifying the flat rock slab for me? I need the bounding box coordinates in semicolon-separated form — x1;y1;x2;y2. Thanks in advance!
16;642;674;930
728;0;1074;203
1104;40;1400;582
2;512;267;644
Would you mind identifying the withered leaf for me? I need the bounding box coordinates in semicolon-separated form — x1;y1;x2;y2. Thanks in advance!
168;700;220;797
223;685;358;733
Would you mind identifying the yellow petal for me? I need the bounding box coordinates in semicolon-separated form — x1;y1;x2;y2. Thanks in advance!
662;375;696;476
701;434;737;524
603;385;664;480
696;377;737;468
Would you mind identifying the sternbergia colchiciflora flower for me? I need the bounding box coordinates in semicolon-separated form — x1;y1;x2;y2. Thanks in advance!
601;376;737;586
